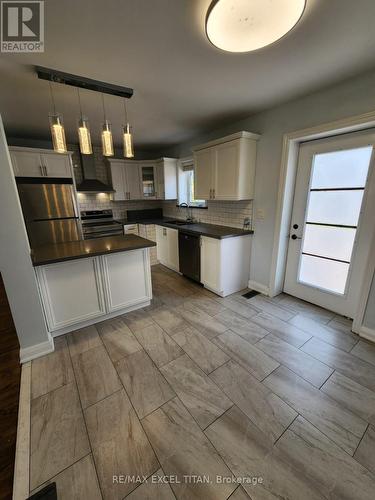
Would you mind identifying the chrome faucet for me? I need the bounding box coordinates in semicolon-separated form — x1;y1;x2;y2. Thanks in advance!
179;202;193;222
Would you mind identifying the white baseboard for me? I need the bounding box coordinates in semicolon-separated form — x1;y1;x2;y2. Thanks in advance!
359;325;375;344
20;337;54;363
248;280;270;296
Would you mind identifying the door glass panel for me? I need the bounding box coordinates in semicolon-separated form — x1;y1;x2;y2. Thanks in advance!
306;190;363;226
303;225;356;262
140;166;155;197
299;255;349;295
298;145;372;295
311;147;372;189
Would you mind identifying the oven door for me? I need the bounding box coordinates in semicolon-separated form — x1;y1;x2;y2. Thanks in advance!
82;223;123;239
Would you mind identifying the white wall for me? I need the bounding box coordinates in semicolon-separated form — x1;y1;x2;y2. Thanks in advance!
0;115;52;357
166;69;375;326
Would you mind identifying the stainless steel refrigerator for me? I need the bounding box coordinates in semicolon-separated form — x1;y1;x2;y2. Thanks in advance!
16;179;82;247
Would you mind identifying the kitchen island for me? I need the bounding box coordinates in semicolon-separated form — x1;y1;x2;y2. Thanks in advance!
32;235;156;336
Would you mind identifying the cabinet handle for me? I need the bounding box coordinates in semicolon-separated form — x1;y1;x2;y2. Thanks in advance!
213;189;216;199
209;188;212;199
40;165;44;176
44;165;48;176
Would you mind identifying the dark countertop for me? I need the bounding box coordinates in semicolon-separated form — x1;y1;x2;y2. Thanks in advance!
31;235;156;267
158;221;254;239
116;217;253;239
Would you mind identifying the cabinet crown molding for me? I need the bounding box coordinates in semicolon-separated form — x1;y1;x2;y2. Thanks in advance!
193;131;260;152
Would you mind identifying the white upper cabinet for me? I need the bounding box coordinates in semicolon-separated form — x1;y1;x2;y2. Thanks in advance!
194;148;214;200
10;147;73;178
109;158;177;201
193;131;260;201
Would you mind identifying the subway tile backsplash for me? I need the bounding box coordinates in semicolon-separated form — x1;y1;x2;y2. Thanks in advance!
73;144;253;228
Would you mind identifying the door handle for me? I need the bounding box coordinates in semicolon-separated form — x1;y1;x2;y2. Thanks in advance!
291;234;302;240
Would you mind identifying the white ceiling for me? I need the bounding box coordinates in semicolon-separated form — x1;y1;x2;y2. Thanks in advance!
1;0;375;152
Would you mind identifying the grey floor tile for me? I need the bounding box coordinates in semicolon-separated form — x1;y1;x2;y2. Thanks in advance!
301;337;375;392
133;323;184;367
66;325;102;357
126;468;175;500
122;308;155;332
214;309;269;344
183;294;228;317
177;303;229;339
205;405;325;500
142;397;236;500
30;383;90;490
72;345;122;408
31;336;74;399
327;315;353;334
255;333;333;387
321;371;375;425
354;425;375;475
251;311;312;348
85;389;158;499
96;316;142;362
277;416;375;500
263;365;367;455
172;324;230;374
30;454;101;500
351;340;375;367
214;295;259;319
150;305;189;334
276;294;335;323
116;350;175;418
161;354;232;428
213;330;279;380
289;314;358;352
247;294;296;321
210;360;297;442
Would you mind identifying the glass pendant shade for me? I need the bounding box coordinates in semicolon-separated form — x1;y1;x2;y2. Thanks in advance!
49;113;67;153
206;0;306;53
101;120;114;157
78;117;93;155
123;123;134;158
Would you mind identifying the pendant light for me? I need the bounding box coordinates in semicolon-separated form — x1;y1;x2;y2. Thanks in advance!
48;82;67;153
206;0;306;53
77;88;93;155
100;93;114;157
122;99;134;158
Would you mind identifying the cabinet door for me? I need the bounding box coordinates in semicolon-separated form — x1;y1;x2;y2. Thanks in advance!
201;236;222;293
36;257;106;331
155;225;168;264
41;153;72;178
139;165;157;198
125;163;141;199
156;163;165;199
101;250;151;312
167;228;179;271
110;163;126;200
194;148;214;200
10;151;44;177
213;140;240;200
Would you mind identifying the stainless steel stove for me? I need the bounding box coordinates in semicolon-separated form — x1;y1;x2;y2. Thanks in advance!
80;210;123;239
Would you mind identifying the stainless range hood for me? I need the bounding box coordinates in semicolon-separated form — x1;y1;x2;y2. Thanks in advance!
76;154;114;193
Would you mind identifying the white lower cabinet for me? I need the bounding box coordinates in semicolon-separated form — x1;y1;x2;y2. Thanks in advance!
201;235;251;297
36;249;152;334
155;225;179;272
101;251;150;312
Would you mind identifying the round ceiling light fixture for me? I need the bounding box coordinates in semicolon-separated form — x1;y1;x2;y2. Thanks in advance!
205;0;306;53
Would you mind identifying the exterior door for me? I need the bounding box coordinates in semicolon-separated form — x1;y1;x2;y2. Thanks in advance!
194;148;213;200
284;130;375;317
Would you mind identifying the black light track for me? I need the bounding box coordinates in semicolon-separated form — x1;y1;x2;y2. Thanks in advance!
35;66;133;99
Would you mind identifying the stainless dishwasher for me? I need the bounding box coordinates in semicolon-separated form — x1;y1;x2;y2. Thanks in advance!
178;231;201;282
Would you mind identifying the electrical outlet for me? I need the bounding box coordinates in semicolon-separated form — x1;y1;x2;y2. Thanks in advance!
256;208;265;220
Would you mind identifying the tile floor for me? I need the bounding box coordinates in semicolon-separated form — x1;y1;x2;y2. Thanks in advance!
28;265;375;499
